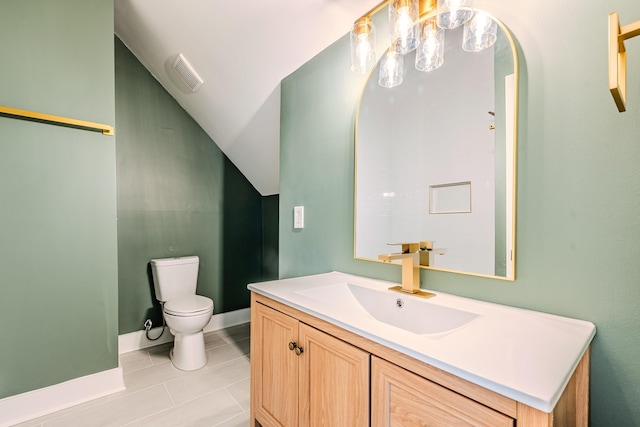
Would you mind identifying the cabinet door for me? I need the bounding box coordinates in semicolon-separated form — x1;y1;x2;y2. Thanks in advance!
372;356;514;427
253;303;300;427
299;323;370;427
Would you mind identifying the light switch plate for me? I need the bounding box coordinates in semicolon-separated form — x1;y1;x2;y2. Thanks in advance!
294;206;304;229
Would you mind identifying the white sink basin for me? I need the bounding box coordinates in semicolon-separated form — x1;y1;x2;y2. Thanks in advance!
295;283;479;335
248;271;596;413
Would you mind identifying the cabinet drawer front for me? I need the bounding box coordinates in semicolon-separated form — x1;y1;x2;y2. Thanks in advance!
299;324;370;427
254;303;299;426
372;357;514;427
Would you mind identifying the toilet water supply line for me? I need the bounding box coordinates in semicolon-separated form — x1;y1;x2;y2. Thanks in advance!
144;302;166;341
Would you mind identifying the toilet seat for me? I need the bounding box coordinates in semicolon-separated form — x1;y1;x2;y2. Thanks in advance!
164;295;213;317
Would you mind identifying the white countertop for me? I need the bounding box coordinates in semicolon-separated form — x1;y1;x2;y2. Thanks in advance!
248;271;596;413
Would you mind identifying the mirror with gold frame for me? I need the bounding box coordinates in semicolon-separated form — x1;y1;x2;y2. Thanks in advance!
354;10;518;280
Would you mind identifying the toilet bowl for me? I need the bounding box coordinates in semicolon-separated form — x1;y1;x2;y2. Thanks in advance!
163;295;214;371
150;256;214;371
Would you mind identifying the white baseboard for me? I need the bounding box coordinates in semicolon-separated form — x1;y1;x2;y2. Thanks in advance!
203;307;251;333
118;307;251;354
0;367;125;427
0;308;251;427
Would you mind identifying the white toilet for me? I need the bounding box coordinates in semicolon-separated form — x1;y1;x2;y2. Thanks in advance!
150;256;214;371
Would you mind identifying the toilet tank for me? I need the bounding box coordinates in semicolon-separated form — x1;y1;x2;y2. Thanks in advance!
150;256;199;302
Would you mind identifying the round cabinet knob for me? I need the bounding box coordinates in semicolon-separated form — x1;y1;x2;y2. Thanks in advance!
288;341;297;351
295;346;304;356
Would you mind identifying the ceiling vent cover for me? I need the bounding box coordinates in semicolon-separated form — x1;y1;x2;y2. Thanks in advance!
173;53;204;92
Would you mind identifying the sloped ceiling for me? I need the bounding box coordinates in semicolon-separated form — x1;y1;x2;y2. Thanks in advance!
114;0;382;196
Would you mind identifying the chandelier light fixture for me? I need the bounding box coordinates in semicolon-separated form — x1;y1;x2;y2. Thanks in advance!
378;45;404;88
462;11;497;52
350;16;377;74
350;0;498;87
415;18;445;72
390;0;420;54
436;0;473;30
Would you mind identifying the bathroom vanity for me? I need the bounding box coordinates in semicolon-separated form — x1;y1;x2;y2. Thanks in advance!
248;272;595;427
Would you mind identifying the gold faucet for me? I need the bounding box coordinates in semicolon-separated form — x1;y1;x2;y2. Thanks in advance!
378;242;435;299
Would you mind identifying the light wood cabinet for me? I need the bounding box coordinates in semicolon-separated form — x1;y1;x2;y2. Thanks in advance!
251;301;369;427
251;302;299;426
372;356;513;426
250;292;590;427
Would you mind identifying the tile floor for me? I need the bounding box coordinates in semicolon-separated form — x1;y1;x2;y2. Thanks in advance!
14;323;251;427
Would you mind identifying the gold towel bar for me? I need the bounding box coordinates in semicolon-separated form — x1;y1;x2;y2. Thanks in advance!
0;105;114;135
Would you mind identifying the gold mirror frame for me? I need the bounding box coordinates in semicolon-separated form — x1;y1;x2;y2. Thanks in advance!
354;10;519;280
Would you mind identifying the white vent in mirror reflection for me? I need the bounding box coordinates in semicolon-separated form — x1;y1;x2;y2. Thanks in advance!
173;53;204;92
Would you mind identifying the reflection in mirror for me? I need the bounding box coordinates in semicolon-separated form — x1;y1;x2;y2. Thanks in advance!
354;11;517;280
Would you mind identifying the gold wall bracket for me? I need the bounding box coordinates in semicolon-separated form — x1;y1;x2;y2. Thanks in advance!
0;105;114;135
609;12;640;112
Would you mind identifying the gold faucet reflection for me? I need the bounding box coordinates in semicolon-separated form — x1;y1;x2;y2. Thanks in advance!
378;242;435;299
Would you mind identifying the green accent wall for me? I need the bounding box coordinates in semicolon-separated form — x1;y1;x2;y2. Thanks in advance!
279;1;640;425
262;195;280;281
0;0;117;399
115;38;269;334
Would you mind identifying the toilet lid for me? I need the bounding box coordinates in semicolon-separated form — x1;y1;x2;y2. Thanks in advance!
164;295;213;316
